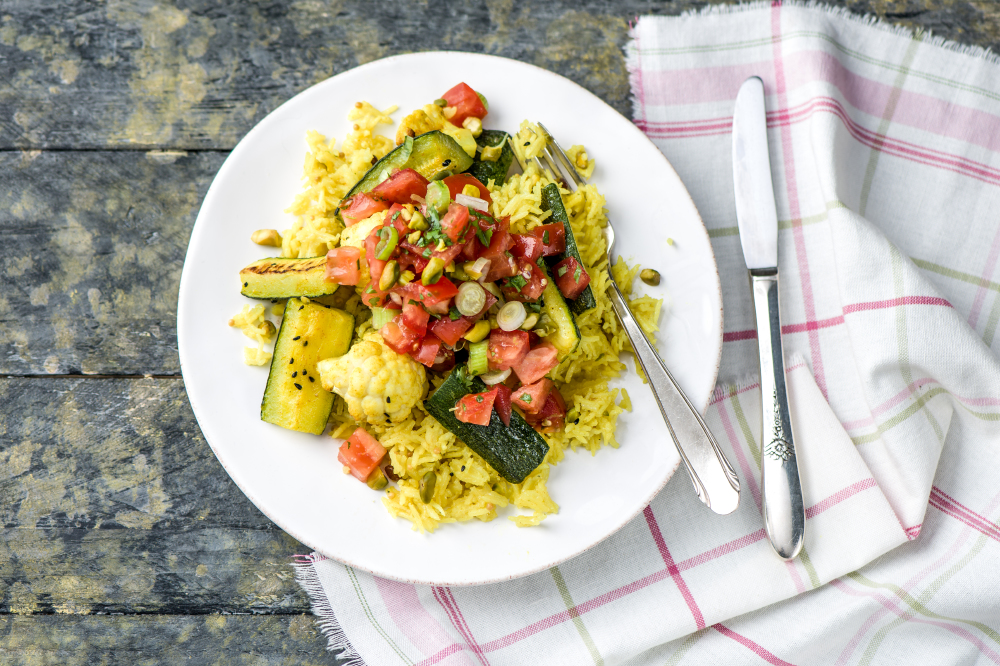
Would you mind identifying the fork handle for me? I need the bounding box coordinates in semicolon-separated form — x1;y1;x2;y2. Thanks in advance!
607;282;741;514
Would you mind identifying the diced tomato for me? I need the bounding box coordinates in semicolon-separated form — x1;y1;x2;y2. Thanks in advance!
339;428;387;481
530;223;566;256
383;203;408;237
361;280;389;307
430;316;473;346
439;203;471;244
553;256;591;300
381;318;421;355
487;329;530;371
393;276;459;308
371;168;428;205
510;233;544;264
443;174;492;204
524;388;566;433
501;260;547;302
455;387;498;426
365;227;387;285
512;341;560;385
325;246;362;285
412;334;441;367
440;82;488;126
342;192;388;226
484;254;518;283
431;345;456;373
478;219;517;282
493;384;512;427
399;238;465;269
512;378;554;415
401;302;430;337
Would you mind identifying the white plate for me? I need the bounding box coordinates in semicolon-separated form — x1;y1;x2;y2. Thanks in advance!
178;52;722;586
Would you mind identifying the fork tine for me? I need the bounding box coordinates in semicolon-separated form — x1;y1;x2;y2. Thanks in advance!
537;122;586;190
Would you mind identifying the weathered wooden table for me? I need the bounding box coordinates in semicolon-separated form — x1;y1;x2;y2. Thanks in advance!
3;1;997;662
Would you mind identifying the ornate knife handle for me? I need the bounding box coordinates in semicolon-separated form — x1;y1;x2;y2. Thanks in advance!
607;281;740;515
750;268;805;559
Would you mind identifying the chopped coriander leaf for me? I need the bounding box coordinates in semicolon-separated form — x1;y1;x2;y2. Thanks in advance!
542;230;550;244
475;395;483;403
520;394;532;402
449;307;463;320
558;266;568;277
574;266;582;281
423;248;432;258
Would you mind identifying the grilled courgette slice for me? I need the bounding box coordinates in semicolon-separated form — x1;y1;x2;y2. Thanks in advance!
240;257;338;300
339;131;474;210
540;183;597;313
425;368;549;484
464;129;514;186
261;298;354;434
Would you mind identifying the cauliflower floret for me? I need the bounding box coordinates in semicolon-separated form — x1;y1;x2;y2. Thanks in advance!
317;331;427;424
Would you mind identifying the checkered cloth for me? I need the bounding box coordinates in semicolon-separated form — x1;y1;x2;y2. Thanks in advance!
293;4;1000;663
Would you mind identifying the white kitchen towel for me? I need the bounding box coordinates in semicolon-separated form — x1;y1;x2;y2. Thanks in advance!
294;3;1000;664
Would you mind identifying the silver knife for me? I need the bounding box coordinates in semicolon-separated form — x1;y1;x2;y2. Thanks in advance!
732;76;805;560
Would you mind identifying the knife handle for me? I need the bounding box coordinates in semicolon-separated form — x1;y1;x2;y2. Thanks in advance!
750;269;805;560
607;281;740;515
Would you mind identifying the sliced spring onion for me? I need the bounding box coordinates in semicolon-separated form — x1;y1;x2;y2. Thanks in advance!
464;257;491;281
425;180;450;215
389;292;403;306
482;281;503;300
370;306;395;331
480;368;511;386
497;301;527;331
455;193;489;212
375;227;398;260
467;340;489;376
456;281;487;317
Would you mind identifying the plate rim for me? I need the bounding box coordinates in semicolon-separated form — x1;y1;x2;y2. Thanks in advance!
177;50;724;586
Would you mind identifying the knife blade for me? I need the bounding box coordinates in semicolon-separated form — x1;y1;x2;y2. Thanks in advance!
732;76;805;561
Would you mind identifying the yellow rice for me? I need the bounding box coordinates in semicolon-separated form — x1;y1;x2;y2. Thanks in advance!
237;102;663;532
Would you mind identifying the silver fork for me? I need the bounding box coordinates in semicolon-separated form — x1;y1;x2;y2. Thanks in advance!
518;123;741;515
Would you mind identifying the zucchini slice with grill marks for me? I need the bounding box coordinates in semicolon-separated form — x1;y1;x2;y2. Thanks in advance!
425;368;549;484
338;131;474;212
240;257;339;300
464;129;515;186
540;183;597;313
537;261;580;360
261;298;354;434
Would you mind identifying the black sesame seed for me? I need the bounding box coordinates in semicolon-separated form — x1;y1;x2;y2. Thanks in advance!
292;371;297;377
386;397;391;403
442;159;451;167
574;419;580;425
308;376;315;382
294;383;302;390
293;336;301;340
303;341;308;346
461;465;466;472
289;358;294;364
243;282;248;287
299;305;304;310
302;369;307;375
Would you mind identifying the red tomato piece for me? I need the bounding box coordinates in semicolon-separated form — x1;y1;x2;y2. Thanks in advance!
325;246;361;285
443;174;492;204
501;260;547;302
431;345;456;373
401;303;430;337
361;280;389;308
365;227;387;285
430;316;473;346
338;428;387;481
493;384;512;427
513;341;560;385
381;318;421;355
524;388;566;433
440;82;488;126
512;378;554;415
484;254;518;283
530;223;566;256
454;387;499;426
393;276;459;308
371;168;429;205
553;256;591;300
342;192;388;226
439;203;471;244
412;334;441;367
509;233;543;264
399;238;465;269
487;329;530;371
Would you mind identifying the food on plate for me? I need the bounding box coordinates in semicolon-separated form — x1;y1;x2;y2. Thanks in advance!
230;84;662;531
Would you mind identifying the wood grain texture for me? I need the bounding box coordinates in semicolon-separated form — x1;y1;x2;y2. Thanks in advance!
0;377;311;615
0;614;334;665
0;150;220;375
